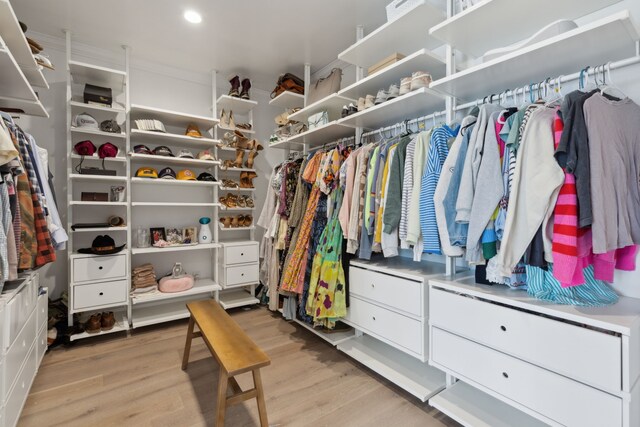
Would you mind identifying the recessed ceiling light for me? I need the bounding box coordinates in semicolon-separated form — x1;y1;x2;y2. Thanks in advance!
184;10;202;24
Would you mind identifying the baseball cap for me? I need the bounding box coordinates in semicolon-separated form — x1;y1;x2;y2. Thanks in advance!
177;149;194;159
74;140;96;156
133;144;152;155
100;119;121;134
153;146;174;157
185;123;202;138
135;119;166;133
135;167;158;178
197;150;215;161
73;113;99;129
158;167;176;179
177;169;196;181
197;172;216;182
98;142;118;158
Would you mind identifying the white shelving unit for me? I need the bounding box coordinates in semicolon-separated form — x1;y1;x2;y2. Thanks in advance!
269;90;305;109
131;243;220;255
131;104;218;132
70;126;126;139
70;100;125;114
218;289;259;309
131;278;221;305
69;312;130;342
293;318;356;346
130;128;219;146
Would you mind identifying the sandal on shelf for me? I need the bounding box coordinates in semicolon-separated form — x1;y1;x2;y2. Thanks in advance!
245;197;254;208
236;123;252;130
237;195;247;208
230;216;240;228
219;217;232;228
218;195;228;206
222;159;235;169
225;193;238;208
244;215;253;227
222;179;238;188
248;139;264;151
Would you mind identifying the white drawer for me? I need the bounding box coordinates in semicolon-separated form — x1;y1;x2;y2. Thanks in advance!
37;325;47;365
72;254;127;283
224;264;259;287
431;327;622;427
350;267;422;317
37;288;48;332
73;279;128;311
225;244;259;265
5;342;36;427
347;296;422;356
430;288;621;392
4;310;36;397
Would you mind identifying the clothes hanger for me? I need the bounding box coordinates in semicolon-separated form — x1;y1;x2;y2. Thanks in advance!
600;61;626;99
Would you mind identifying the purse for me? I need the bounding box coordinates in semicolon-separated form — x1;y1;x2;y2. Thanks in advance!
271;73;305;99
307;68;342;105
308;111;329;130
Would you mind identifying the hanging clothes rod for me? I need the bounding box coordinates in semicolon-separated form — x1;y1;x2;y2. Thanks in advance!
360;109;448;138
454;54;640;112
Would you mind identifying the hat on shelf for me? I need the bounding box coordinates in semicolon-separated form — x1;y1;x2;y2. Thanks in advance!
108;216;126;227
77;235;126;255
197;172;216;182
185;123;203;138
197;150;215;161
74;140;97;156
135;167;158;178
177;149;194;159
177;169;196;181
133;144;153;155
158;167;177;180
100;119;121;134
98;142;118;158
153;146;174;157
135;119;166;133
73;113;99;129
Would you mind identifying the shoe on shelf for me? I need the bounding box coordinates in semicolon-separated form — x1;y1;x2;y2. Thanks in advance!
240;171;258;188
237;195;247;208
245;149;260;168
233;130;251;149
230;216;240;228
399;76;412;96
364;94;375;109
245;197;254;208
222;179;239;188
236;123;252;130
233;149;245;168
357;97;366;112
85;313;102;334
240;78;251;100
220;109;230;127
247;139;263;151
101;312;116;331
374;89;389;105
341;105;349;118
220;217;232;228
244;215;253;227
228;110;236;129
347;103;358;116
387;84;400;100
410;71;432;91
229;75;240;97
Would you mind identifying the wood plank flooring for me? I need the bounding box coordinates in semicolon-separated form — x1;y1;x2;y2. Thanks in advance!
19;306;460;427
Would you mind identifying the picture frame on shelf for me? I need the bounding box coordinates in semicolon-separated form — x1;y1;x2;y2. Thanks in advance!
182;227;197;244
166;228;182;245
150;227;166;245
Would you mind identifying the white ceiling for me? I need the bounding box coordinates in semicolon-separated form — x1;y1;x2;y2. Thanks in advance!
12;0;392;90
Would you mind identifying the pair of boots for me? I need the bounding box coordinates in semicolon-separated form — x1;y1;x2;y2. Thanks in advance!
229;75;251;100
240;171;257;188
226;149;260;169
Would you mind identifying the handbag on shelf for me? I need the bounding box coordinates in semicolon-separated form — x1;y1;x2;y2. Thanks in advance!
307;68;342;105
308;111;329;130
271;73;305;99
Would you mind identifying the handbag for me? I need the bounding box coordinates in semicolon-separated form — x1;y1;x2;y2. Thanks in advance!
271;73;305;99
308;111;329;130
307;68;342;105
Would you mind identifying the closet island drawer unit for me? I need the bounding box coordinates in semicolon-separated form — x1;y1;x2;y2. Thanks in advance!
428;276;640;427
72;279;128;311
71;253;127;283
223;243;259;265
222;264;260;288
218;241;259;289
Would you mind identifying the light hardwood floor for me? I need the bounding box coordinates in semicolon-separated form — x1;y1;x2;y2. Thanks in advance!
19;306;460;427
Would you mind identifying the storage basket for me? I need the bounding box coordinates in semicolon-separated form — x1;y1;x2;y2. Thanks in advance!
386;0;423;22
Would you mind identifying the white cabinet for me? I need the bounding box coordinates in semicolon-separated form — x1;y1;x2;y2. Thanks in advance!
218;242;260;292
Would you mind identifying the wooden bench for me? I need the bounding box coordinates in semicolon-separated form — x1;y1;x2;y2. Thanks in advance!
182;300;271;427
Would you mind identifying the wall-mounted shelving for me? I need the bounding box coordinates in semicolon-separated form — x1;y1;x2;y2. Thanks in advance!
130;128;218;146
216;94;258;114
131;104;218;132
70;126;126;139
131;243;220;255
285;121;355;147
269;91;305;109
129;152;220;167
69;60;126;92
70;100;125;114
130;177;219;187
131;278;221;305
288;93;354;122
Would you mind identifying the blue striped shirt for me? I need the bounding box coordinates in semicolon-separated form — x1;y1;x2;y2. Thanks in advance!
420;125;459;254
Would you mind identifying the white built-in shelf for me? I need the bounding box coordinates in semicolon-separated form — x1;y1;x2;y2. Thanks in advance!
337;335;446;402
131;177;218;187
288;93;355;122
0;94;47;117
69;312;129;342
216;124;256;135
220;207;255;212
430;11;640;101
429;0;624;58
293;318;355;346
218;289;259;309
339;49;446;100
132;202;220;207
0;46;39;101
220;187;255;192
132;303;193;328
219;166;256;173
130;128;218;146
269;91;305;109
268;139;305;151
69;60;126;92
71;226;128;233
338;0;446;68
69;201;127;206
131;243;220;255
129;152;220;167
285;121;355;148
216;94;258;114
70;126;126;139
338;87;446;129
218;224;255;231
131;104;218;131
70;154;127;163
131;278;221;305
68;174;127;182
429;381;548;427
70;100;125;114
0;0;48;88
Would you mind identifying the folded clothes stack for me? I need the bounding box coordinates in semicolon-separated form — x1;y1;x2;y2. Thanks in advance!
132;263;158;293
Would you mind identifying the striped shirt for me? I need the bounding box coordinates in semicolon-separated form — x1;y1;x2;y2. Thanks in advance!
420;125;458;254
398;136;417;246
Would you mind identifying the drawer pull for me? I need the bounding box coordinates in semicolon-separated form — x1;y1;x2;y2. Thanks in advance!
372;316;376;321
371;283;375;288
241;273;244;276
241;253;244;256
500;325;507;332
98;266;103;270
502;372;509;379
99;292;104;296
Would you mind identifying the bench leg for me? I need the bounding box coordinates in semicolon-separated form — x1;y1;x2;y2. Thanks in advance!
252;369;269;427
181;316;195;370
216;369;229;427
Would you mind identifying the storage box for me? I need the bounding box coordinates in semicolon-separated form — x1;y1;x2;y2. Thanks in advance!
367;53;406;76
81;192;108;202
308;111;329;130
83;83;112;107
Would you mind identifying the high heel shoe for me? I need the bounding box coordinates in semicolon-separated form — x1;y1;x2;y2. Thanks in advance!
220;109;229;127
229;110;236;129
234;130;251;149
